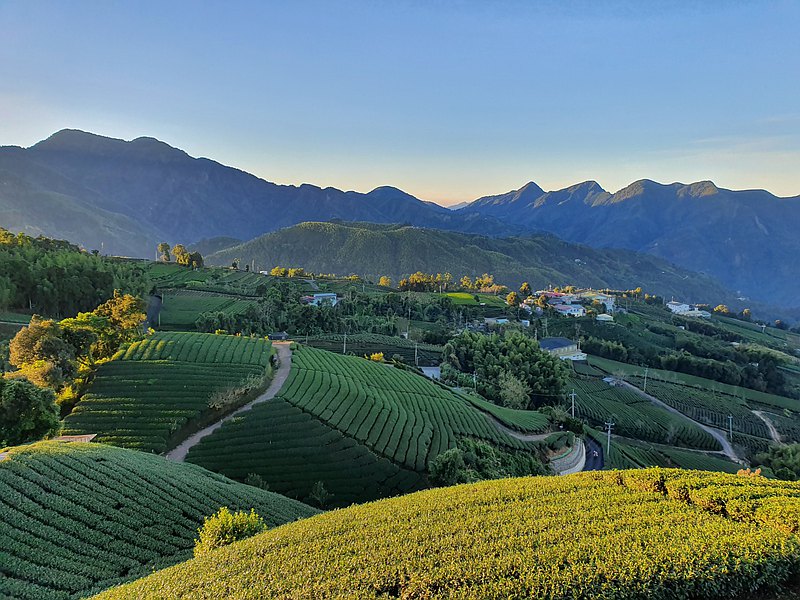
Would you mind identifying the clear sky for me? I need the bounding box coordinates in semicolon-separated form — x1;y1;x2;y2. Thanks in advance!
1;0;799;204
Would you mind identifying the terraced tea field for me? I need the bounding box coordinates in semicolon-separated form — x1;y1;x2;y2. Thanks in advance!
187;347;552;505
157;290;257;329
96;469;800;599
302;333;443;365
0;441;315;600
61;332;273;453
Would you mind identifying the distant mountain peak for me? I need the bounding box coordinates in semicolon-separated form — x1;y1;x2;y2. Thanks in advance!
32;129;189;162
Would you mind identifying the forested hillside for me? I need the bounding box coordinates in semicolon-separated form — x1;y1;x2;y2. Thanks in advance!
208;221;736;304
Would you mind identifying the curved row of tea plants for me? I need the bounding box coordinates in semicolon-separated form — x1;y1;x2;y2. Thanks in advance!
61;332;272;453
569;376;721;450
157;290;257;329
96;469;800;599
187;347;552;505
302;333;443;366
0;441;316;600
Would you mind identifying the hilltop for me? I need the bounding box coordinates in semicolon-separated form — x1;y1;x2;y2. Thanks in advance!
207;221;736;304
96;469;800;599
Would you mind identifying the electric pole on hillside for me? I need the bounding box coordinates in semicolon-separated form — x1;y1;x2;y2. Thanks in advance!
473;372;477;390
643;367;649;393
414;343;419;367
605;419;615;455
569;389;577;418
728;415;733;441
342;332;347;355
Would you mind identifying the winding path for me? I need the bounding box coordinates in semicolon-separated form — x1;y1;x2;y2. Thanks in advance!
488;416;555;442
165;342;292;462
619;381;739;463
753;410;782;444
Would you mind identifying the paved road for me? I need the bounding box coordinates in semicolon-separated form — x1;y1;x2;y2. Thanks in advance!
583;436;604;471
753;410;783;444
165;342;292;462
619;380;739;463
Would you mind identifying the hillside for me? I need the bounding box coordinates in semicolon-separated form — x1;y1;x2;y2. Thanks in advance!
0;441;316;600
95;469;800;599
186;346;558;506
459;179;800;306
61;332;274;453
207;221;736;304
0;130;514;257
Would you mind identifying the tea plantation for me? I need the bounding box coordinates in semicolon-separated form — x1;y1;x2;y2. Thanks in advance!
0;441;316;600
95;469;800;599
61;332;273;453
187;346;553;505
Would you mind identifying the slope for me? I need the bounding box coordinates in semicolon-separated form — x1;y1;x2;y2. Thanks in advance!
61;332;274;453
95;469;800;599
460;179;800;306
0;441;316;600
207;221;737;304
185;346;554;506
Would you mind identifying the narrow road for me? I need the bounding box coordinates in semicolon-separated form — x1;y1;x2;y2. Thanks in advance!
583;436;604;471
619;381;739;463
753;410;782;444
165;342;292;462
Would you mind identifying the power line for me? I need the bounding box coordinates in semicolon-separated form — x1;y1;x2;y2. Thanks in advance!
604;419;615;455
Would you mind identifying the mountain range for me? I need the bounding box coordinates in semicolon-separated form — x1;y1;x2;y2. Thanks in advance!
1;129;798;307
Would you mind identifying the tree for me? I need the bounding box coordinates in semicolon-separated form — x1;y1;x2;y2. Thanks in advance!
157;243;171;262
193;507;267;557
740;308;752;321
378;276;392;288
498;370;531;409
231;259;240;269
460;276;473;290
9;316;76;388
93;291;146;352
429;447;468;487
506;291;520;307
270;266;288;277
0;377;59;446
308;481;331;508
172;244;188;262
713;304;730;314
519;282;532;298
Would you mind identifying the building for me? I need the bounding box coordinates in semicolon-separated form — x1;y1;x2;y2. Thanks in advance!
553;304;586;317
682;309;711;319
578;290;616;313
268;331;289;341
666;300;692;314
302;293;339;307
539;337;587;361
595;313;614;322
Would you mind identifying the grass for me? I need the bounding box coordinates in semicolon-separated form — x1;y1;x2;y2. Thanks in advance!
0;441;316;600
300;333;443;366
157;290;257;329
95;469;800;599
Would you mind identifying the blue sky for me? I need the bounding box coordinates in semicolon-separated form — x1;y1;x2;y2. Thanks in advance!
1;1;799;203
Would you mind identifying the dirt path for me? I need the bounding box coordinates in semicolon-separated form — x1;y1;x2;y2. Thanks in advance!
487;416;554;442
753;410;782;444
619;381;740;463
165;342;292;462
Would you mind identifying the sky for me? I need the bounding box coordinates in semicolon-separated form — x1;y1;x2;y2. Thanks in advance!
1;0;799;204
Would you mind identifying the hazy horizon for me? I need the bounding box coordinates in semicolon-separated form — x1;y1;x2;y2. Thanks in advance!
2;1;799;203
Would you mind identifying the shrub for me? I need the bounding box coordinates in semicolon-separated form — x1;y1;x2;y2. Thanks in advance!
194;507;268;557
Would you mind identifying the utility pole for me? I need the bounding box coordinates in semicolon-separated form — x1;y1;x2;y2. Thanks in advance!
343;332;347;355
473;372;477;389
605;419;615;455
728;415;733;440
414;343;419;367
569;389;576;418
643;367;649;393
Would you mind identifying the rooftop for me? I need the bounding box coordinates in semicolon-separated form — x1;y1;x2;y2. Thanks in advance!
539;337;576;351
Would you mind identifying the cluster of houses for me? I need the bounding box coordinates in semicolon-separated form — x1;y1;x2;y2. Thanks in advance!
666;300;711;319
519;289;617;322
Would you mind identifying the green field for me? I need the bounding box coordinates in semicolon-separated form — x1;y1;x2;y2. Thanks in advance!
300;333;443;365
96;469;800;599
0;441;316;600
187;347;552;506
157;290;257;329
146;262;274;296
61;332;273;453
569;376;721;450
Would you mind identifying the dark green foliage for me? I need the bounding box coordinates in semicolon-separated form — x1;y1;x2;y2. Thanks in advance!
0;377;59;446
429;439;547;487
442;330;569;407
0;228;148;317
756;444;800;481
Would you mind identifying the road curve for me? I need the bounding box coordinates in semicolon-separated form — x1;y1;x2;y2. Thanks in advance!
753;410;782;444
165;342;292;462
619;380;739;463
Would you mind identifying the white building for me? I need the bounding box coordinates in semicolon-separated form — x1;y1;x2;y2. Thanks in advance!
666;301;691;314
309;293;338;306
595;313;614;322
554;304;586;317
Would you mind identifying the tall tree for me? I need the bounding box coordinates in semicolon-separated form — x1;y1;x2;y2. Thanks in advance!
157;242;171;262
0;377;59;447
